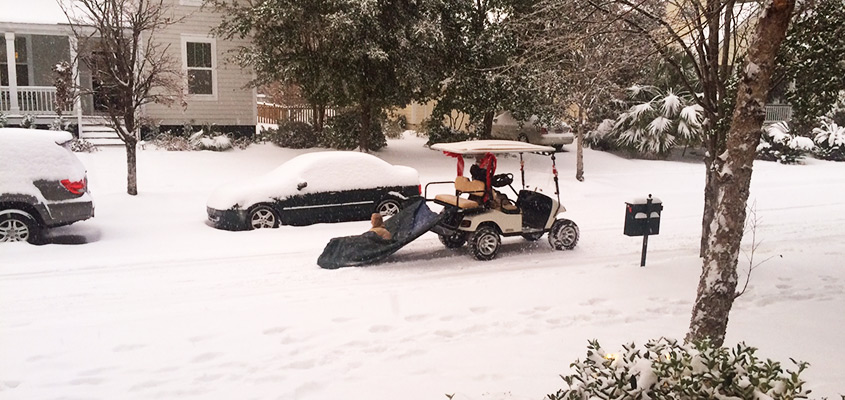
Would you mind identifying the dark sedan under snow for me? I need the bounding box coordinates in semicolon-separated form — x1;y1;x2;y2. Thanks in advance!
206;151;420;230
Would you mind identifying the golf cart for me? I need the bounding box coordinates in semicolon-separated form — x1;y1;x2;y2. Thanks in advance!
426;140;579;260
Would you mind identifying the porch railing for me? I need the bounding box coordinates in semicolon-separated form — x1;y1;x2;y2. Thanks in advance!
765;104;793;123
257;102;337;125
0;86;67;114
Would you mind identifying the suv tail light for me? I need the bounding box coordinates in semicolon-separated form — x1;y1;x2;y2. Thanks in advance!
539;127;548;135
417;184;422;195
61;178;86;195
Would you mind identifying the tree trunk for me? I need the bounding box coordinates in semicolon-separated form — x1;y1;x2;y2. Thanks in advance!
687;0;795;346
700;161;718;257
575;109;585;182
359;104;371;152
480;111;494;139
125;138;138;196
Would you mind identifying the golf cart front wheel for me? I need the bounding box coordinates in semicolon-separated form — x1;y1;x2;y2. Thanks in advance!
439;231;467;248
470;226;501;261
549;219;579;250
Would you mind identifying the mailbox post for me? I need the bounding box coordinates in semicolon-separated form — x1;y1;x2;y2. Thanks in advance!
624;194;663;267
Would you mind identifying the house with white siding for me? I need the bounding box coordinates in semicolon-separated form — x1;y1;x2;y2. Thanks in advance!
0;0;256;142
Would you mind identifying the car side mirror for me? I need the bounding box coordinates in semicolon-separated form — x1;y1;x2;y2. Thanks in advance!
297;181;307;191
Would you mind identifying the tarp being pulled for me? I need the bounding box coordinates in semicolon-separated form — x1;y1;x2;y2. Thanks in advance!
317;196;444;269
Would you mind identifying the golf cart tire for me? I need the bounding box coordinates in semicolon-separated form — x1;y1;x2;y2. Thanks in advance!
439;231;467;249
470;225;501;261
549;219;579;250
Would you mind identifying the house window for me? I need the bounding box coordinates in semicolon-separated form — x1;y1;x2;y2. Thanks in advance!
0;37;30;86
184;39;215;96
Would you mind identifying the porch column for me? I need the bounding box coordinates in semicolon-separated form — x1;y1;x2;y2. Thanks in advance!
68;35;83;133
4;32;19;112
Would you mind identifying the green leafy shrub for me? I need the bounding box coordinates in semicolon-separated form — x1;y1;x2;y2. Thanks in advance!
265;121;318;149
812;119;845;161
757;122;815;164
422;117;473;146
21;114;36;129
321;110;386;151
0;113;8;127
550;338;814;400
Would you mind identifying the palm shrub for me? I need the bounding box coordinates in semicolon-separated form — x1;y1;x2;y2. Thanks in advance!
610;86;704;158
550;338;813;400
758;122;815;164
812;119;845;161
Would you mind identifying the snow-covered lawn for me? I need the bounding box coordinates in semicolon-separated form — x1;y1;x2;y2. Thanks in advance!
1;134;844;399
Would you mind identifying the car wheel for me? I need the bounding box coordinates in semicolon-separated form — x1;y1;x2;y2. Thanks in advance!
549;219;579;250
439;231;467;249
376;199;401;217
521;232;544;241
248;205;280;230
470;225;500;261
0;213;40;244
517;134;530;143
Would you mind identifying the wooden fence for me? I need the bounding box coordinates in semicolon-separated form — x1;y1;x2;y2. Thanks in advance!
257;103;337;125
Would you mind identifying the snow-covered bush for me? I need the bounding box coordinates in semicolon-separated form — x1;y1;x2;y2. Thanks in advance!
758;122;815;164
265;121;318;149
321;110;386;151
0;113;7;127
69;139;98;153
812;119;845;161
49;116;65;131
549;338;813;400
21;114;36;129
585;119;617;151
610;86;704;158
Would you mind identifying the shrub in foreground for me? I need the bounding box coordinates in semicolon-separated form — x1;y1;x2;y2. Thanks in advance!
550;338;816;400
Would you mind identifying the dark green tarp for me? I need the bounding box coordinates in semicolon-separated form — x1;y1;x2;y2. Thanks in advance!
317;197;444;269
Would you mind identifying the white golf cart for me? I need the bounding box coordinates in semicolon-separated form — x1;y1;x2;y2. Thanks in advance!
425;140;579;260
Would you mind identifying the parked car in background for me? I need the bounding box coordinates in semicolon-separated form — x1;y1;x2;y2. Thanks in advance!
206;152;421;230
0;128;95;244
490;111;575;150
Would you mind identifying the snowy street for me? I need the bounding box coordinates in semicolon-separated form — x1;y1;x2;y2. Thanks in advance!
2;134;844;399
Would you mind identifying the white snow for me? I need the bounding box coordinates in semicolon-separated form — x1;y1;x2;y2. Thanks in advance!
1;134;844;400
207;151;419;210
0;128;86;198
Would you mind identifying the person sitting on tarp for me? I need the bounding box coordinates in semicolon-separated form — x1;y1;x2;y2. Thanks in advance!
365;213;393;241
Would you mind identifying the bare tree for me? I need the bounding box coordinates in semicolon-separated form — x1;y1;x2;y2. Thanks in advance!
61;0;183;195
515;0;649;181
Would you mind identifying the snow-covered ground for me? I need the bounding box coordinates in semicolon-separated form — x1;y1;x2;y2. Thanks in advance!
1;134;844;399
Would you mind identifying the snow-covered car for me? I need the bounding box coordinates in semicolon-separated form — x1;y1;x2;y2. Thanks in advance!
490;111;575;150
206;151;421;230
0;128;95;244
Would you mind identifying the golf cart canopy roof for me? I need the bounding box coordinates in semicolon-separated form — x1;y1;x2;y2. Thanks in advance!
431;140;555;155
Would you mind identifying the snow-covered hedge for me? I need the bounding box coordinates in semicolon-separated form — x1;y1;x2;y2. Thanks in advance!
757;122;814;164
148;130;243;152
264;121;318;149
549;338;813;400
322;110;386;151
812;119;845;161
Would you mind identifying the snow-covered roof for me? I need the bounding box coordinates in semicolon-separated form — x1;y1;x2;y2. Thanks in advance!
207;151;420;210
430;140;555;155
0;0;70;25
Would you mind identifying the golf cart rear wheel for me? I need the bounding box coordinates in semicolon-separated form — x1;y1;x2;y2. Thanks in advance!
470;226;501;261
549;219;579;250
521;232;544;241
439;231;467;248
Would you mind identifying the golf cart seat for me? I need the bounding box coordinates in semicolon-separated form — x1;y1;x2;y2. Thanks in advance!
434;176;485;209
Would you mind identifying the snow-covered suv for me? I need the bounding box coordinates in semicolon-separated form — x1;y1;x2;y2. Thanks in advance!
0;128;95;244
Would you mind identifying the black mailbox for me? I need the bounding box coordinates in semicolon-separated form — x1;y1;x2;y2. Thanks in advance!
624;196;663;237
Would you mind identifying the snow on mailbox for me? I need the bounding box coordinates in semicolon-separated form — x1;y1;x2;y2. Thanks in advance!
624;195;663;237
624;194;663;267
